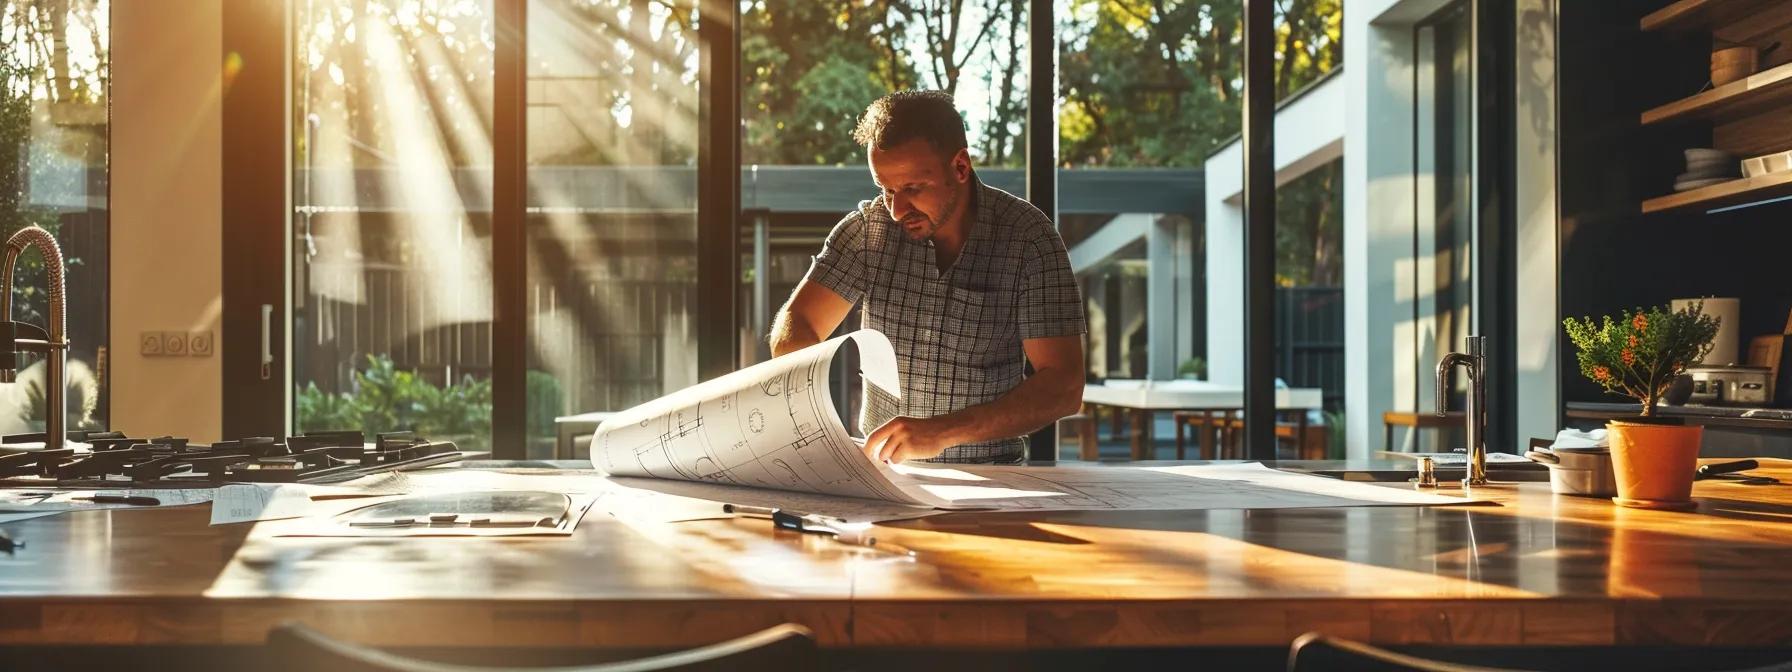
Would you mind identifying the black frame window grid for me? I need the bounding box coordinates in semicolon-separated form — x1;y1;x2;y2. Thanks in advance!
224;0;1320;461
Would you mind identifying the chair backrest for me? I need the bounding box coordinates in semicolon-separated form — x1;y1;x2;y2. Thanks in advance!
1287;632;1525;672
267;621;819;672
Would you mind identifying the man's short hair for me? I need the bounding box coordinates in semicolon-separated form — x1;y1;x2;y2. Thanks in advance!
852;91;968;156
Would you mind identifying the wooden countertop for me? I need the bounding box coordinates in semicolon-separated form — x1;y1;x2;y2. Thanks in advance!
4;460;1792;650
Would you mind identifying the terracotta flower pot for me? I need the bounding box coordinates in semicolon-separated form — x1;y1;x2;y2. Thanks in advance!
1607;420;1702;509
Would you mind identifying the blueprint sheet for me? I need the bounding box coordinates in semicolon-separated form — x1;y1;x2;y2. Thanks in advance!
592;330;950;507
590;329;1486;521
606;462;1486;523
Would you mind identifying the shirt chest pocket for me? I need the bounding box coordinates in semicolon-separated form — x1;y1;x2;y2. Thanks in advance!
944;286;1015;358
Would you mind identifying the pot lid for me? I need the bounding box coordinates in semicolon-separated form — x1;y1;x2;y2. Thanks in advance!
1552;445;1610;454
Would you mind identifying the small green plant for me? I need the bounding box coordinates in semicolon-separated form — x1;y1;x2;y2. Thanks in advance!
1564;303;1721;416
1176;357;1207;379
1322;409;1346;459
296;381;360;432
527;369;563;436
296;355;565;443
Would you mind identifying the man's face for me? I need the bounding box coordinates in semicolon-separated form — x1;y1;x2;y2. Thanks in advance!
869;139;971;241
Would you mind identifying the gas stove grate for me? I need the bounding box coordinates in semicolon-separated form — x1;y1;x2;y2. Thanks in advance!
0;430;464;488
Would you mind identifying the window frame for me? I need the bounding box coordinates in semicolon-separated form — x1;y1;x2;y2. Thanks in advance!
229;0;1295;461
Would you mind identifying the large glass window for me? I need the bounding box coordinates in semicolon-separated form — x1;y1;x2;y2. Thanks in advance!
0;0;109;434
737;0;1028;422
292;0;495;451
524;0;702;458
1405;0;1473;451
1060;0;1342;459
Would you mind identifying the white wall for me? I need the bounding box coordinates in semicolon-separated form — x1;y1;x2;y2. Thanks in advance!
1204;73;1346;386
110;0;224;441
1343;0;1419;458
1513;0;1559;445
1341;0;1560;457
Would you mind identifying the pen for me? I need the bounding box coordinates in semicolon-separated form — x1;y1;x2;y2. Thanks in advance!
74;494;160;506
723;504;914;558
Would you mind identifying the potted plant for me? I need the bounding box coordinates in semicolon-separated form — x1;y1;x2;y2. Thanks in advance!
1563;303;1721;509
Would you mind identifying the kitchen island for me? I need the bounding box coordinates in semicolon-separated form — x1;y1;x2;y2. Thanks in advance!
3;459;1792;660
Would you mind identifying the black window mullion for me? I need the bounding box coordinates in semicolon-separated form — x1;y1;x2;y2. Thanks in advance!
222;0;288;440
492;0;527;458
1243;0;1277;460
1025;0;1057;463
697;0;742;383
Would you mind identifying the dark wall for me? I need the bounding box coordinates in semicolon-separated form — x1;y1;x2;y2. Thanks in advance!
1556;0;1792;405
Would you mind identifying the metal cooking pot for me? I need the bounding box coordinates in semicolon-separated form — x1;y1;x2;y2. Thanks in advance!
1525;446;1618;498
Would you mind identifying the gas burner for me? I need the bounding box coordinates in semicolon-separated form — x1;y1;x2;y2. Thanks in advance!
0;430;466;488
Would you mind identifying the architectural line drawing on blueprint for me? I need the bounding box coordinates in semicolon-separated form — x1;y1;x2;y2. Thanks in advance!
593;331;950;507
886;462;1492;512
592;331;1485;519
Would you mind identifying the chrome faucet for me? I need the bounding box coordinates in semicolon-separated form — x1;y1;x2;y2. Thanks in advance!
1436;335;1487;487
0;226;67;452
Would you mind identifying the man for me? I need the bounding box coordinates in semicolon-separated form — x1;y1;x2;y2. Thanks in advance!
769;91;1086;464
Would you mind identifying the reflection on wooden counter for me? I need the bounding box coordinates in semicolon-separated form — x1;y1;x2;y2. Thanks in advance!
3;460;1792;649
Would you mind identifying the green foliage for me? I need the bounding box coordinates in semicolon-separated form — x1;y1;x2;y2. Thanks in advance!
527;370;564;437
295;382;361;433
1058;0;1343;168
1176;356;1207;379
742;0;923;165
1275;160;1343;286
0;46;86;328
294;354;494;440
1322;409;1345;459
1564;304;1722;416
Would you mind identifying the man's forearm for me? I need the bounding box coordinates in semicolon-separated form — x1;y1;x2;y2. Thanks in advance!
930;366;1082;447
768;311;821;357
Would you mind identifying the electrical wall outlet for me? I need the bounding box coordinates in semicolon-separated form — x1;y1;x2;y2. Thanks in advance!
161;331;188;356
188;330;213;357
139;332;163;356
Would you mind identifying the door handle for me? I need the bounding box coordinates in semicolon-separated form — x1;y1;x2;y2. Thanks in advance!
260;304;272;380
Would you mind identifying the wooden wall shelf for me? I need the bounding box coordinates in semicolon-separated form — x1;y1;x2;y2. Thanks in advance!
1641;0;1787;34
1641;61;1792;126
1641;170;1792;214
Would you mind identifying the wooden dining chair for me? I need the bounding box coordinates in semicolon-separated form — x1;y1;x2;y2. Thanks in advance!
1172;408;1240;459
1287;632;1527;671
268;622;820;672
1174;410;1317;460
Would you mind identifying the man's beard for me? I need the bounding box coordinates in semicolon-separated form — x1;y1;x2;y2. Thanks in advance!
902;189;960;242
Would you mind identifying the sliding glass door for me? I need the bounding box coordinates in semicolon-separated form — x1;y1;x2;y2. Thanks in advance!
285;0;725;457
525;0;701;457
1;0;110;433
292;0;496;451
1409;0;1474;449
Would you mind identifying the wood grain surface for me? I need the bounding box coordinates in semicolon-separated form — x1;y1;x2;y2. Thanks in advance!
4;459;1792;649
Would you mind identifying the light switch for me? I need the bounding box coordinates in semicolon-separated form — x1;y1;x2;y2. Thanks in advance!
162;331;188;356
139;332;163;356
188;330;214;357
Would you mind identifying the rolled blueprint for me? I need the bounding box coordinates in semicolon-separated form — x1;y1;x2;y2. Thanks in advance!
592;330;950;507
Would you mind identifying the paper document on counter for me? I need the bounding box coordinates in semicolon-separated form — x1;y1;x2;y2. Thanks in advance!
590;329;1488;520
893;461;1490;511
592;330;950;510
0;487;215;513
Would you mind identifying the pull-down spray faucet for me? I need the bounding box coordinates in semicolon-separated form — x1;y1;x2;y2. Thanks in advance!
0;226;68;453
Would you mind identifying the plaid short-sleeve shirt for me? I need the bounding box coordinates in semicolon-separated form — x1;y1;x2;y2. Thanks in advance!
805;174;1087;463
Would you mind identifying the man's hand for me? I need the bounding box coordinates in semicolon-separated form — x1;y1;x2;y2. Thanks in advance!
865;416;957;463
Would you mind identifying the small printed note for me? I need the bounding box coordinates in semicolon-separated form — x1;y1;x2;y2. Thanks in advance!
210;483;321;525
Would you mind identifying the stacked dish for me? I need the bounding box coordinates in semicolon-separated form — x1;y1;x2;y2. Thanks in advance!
1675;148;1739;192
